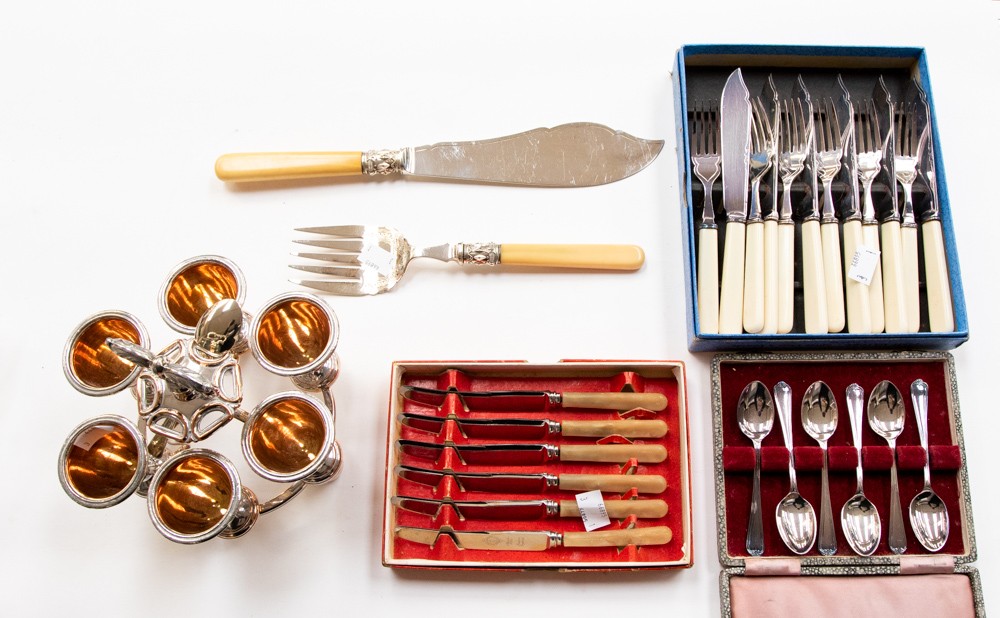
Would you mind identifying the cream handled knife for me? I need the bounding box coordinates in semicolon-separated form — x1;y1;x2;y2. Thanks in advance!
215;122;663;186
396;525;672;550
718;69;752;334
915;90;955;333
392;496;669;520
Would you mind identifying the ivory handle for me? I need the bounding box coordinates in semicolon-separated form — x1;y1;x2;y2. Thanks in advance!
801;220;829;334
742;222;765;334
563;526;672;548
557;474;667;494
922;220;955;332
215;152;363;182
499;245;644;271
901;225;921;332
559;499;668;519
561;419;668;439
881;221;908;333
719;221;746;334
559;444;667;464
843;220;872;334
698;227;720;335
776;223;795;334
561;392;667;412
821;221;845;333
761;219;778;334
863;223;885;333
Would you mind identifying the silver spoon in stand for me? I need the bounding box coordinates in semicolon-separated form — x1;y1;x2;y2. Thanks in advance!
802;380;838;555
842;383;881;556
774;381;817;554
738;381;775;556
868;380;908;554
909;379;949;551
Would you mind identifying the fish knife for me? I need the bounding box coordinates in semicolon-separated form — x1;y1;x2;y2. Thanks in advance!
399;412;668;440
914;83;954;332
400;385;667;412
398;439;667;465
395;465;668;494
215;122;663;186
718;69;752;333
395;525;672;550
392;495;668;520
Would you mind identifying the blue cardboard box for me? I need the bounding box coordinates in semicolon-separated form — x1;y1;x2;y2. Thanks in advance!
674;45;968;352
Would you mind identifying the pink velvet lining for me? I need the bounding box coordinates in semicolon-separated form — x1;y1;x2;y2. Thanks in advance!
730;574;975;617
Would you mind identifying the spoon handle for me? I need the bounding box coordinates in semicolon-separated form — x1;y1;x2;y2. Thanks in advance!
846;384;865;493
818;444;837;555
911;379;932;488
773;381;797;490
747;442;765;556
888;452;907;553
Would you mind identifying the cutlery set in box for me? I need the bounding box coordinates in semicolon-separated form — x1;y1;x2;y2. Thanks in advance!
712;352;982;617
675;45;968;351
382;361;692;570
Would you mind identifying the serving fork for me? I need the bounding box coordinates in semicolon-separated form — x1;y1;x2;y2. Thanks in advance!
894;103;926;333
743;97;775;334
814;99;846;333
855;100;886;333
691;102;722;334
290;225;645;295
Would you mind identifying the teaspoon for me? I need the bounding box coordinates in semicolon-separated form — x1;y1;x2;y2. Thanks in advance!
801;381;837;555
738;381;774;556
868;380;907;554
774;381;816;554
909;379;949;551
842;383;881;556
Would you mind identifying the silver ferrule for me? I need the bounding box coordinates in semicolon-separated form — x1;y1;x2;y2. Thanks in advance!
545;444;560;460
456;242;501;266
361;148;408;175
548;531;564;548
545;420;561;436
543;500;560;517
542;473;559;488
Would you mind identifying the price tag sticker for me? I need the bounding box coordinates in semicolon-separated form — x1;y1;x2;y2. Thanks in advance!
848;245;880;286
359;245;395;274
575;490;611;531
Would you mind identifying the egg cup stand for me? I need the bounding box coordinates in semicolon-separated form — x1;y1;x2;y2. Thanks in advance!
58;255;343;544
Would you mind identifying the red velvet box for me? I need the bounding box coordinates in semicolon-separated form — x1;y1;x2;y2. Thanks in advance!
381;360;692;570
712;352;984;616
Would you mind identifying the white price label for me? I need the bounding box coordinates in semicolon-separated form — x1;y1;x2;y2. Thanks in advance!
848;245;881;286
575;490;611;531
358;245;395;273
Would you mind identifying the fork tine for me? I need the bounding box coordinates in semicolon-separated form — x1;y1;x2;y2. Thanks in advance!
291;279;368;296
293;251;363;265
711;103;719;154
289;263;362;278
691;101;701;156
294;238;366;250
295;225;369;237
827;99;840;150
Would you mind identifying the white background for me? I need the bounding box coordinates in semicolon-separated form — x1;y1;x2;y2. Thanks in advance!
1;1;997;615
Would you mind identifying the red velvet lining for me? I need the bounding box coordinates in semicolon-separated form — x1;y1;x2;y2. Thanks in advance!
387;366;686;567
720;358;965;558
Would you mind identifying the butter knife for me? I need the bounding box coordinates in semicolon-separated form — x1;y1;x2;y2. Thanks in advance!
215;122;662;186
718;69;752;334
396;525;672;551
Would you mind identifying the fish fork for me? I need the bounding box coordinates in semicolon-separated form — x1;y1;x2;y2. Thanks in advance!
290;226;645;295
814;99;846;333
894;102;926;333
778;98;826;334
691;102;722;334
855;100;886;333
743;97;774;334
